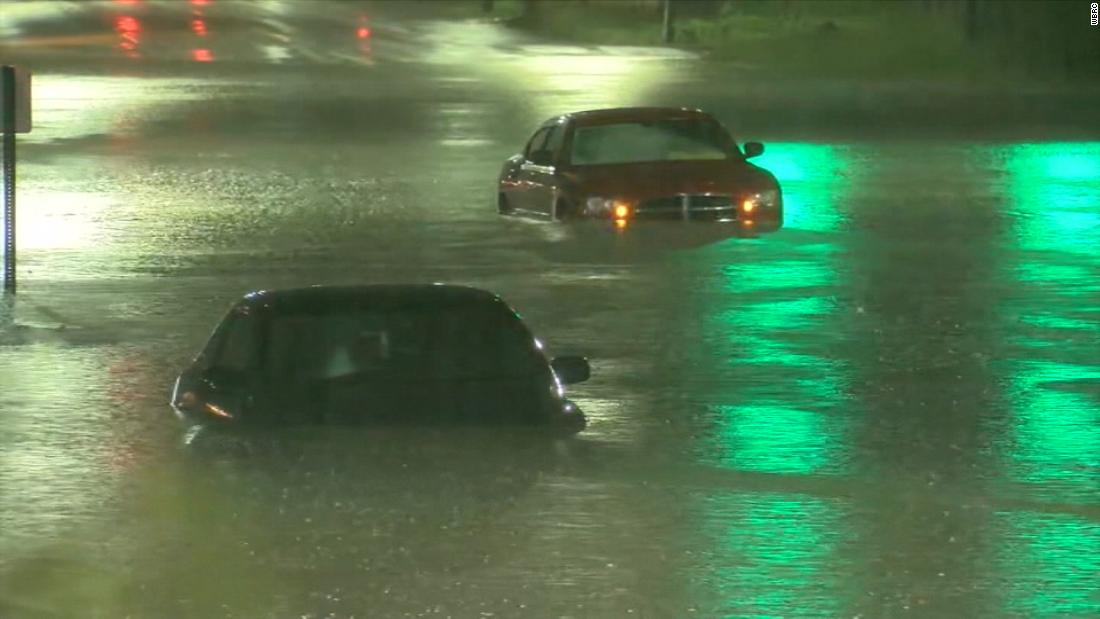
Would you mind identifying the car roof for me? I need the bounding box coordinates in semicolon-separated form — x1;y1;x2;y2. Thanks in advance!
549;106;714;127
237;284;506;314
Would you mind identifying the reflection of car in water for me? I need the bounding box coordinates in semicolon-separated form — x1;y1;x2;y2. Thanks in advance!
497;107;783;232
171;285;590;436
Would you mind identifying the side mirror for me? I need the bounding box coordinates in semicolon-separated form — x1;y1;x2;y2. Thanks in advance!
528;149;554;166
743;141;764;158
180;368;245;420
551;356;590;385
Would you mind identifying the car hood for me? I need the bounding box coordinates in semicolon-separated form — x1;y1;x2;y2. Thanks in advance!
567;160;776;201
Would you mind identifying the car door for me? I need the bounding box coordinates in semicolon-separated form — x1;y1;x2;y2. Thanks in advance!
506;124;550;216
525;122;568;218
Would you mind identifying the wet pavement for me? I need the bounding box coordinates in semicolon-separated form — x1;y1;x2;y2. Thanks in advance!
1;1;1099;617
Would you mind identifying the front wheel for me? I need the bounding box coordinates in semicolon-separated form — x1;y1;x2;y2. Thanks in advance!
497;193;513;214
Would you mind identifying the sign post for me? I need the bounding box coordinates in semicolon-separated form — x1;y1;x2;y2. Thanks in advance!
662;0;676;44
1;65;31;294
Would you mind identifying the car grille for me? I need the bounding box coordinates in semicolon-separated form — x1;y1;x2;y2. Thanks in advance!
634;195;737;221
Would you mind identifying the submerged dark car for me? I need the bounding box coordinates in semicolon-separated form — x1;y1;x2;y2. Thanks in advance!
171;285;590;435
497;107;782;232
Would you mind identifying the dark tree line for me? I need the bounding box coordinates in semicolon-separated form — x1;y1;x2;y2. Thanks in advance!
506;0;1099;79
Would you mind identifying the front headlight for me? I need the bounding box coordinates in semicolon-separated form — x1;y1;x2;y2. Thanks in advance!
584;197;631;218
585;197;612;215
741;189;779;213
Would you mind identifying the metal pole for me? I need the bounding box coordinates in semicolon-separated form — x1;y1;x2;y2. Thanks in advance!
2;65;16;294
662;0;675;44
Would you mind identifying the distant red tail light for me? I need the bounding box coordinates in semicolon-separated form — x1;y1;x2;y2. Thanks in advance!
357;26;371;39
116;16;140;32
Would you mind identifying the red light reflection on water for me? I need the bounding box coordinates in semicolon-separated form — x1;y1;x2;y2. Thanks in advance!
114;15;141;57
356;14;373;59
190;0;211;60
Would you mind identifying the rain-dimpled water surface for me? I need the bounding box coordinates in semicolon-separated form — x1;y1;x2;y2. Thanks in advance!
1;1;1098;617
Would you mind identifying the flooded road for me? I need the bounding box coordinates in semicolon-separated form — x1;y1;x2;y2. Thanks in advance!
2;1;1098;617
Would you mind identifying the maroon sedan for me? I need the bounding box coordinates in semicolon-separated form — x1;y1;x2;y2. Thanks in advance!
497;107;782;232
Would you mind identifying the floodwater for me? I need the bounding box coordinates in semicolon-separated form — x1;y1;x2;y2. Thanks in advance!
1;1;1098;617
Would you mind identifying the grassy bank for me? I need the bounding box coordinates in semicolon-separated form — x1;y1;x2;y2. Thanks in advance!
490;0;1097;86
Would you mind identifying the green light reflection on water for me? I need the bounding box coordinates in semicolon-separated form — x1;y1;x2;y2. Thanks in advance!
687;143;857;617
984;142;1100;619
1018;313;1096;331
990;142;1100;491
752;143;852;232
1030;151;1100;181
997;142;1100;255
699;275;849;476
696;493;846;618
995;511;1100;618
713;292;833;329
719;259;836;292
709;405;841;475
1015;261;1097;289
693;143;855;477
1001;360;1100;484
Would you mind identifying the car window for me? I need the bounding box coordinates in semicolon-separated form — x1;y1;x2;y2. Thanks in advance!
265;304;542;381
570;119;732;165
544;124;565;160
426;306;542;379
525;127;553;159
215;315;257;372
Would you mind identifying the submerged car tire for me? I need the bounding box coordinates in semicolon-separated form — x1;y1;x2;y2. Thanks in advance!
498;193;513;214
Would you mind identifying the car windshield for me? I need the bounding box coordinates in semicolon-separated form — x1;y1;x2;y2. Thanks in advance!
264;303;541;381
570;118;733;165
